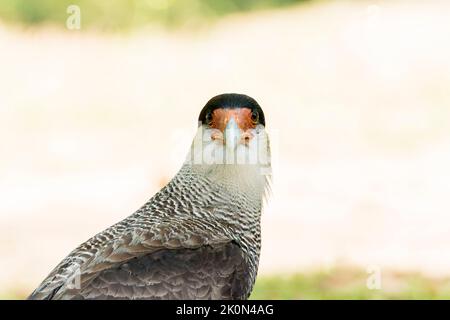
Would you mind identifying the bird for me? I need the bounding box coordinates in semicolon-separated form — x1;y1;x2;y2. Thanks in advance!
28;93;271;300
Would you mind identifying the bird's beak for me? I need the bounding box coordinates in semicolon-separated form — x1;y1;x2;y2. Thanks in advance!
224;117;241;150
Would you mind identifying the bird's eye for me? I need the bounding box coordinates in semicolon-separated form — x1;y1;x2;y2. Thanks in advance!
205;112;213;126
251;110;259;124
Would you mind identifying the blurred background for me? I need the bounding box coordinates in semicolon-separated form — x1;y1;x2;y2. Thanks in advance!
1;0;450;299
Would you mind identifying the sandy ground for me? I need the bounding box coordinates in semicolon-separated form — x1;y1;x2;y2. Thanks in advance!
1;0;450;294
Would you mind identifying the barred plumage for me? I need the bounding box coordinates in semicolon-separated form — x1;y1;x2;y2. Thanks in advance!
29;93;271;300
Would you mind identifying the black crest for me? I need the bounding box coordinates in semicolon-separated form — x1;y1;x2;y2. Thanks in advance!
198;93;265;126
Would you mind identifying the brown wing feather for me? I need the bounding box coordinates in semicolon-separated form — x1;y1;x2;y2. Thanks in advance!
28;218;235;300
53;242;250;300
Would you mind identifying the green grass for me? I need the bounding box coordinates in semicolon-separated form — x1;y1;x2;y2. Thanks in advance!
250;267;450;300
0;0;311;30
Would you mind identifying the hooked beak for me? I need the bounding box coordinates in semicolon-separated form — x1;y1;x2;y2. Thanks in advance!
224;117;240;150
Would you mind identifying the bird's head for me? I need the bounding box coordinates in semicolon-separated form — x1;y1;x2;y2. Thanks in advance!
186;93;271;197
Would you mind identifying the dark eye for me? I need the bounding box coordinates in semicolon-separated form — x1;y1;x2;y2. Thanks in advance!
205;112;213;125
251;110;259;124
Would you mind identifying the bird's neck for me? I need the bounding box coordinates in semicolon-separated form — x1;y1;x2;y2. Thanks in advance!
185;162;270;203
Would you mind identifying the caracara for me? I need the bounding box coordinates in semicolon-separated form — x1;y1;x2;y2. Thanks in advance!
29;93;271;300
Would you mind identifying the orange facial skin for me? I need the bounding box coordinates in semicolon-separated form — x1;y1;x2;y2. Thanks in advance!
209;108;256;132
209;108;256;145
